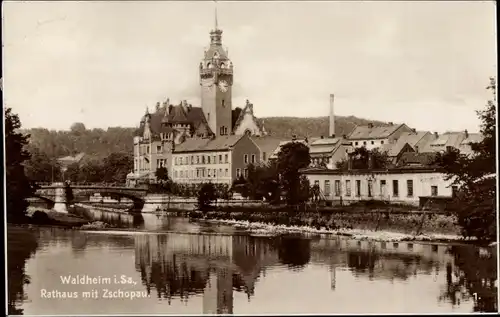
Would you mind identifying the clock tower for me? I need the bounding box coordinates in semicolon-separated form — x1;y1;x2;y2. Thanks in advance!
199;9;233;137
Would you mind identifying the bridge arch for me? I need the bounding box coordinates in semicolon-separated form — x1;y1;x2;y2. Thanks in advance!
71;189;145;211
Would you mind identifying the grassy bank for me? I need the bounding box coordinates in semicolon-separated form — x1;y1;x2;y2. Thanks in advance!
189;205;463;242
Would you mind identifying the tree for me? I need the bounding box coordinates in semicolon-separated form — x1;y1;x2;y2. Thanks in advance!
435;77;497;242
155;167;169;183
5;108;35;223
70;122;86;135
336;146;389;170
102;152;133;183
197;183;218;211
24;147;61;182
276;141;311;205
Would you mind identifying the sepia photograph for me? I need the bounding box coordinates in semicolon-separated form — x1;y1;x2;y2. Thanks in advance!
3;0;498;315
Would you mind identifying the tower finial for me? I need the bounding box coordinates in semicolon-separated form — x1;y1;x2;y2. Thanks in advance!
214;0;218;30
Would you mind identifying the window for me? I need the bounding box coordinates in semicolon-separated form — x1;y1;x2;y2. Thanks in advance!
355;142;359;146
219;154;223;163
174;170;178;178
196;156;200;164
431;186;438;196
225;154;228;163
225;169;228;177
196;169;200;178
407;180;414;197
251;154;256;164
314;180;320;187
180;170;184;178
363;141;367;145
202;156;206;164
202;169;205;178
324;180;331;197
356;180;361;197
219;168;222;176
263;152;267;161
236;168;241;178
208;169;211;177
393;180;399;197
334;180;341;196
380;180;386;196
367;180;373;197
207;156;211;164
381;141;384;145
157;145;162;153
345;180;351;196
244;154;249;164
147;146;150;154
371;141;374;145
213;155;216;164
244;168;248;178
191;156;194;164
222;99;225;107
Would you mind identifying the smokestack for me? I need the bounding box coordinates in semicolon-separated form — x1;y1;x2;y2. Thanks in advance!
329;94;335;137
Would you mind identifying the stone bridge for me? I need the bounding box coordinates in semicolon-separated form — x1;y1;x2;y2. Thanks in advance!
34;183;148;212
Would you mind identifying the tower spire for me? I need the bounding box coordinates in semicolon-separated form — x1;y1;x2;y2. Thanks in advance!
214;0;219;30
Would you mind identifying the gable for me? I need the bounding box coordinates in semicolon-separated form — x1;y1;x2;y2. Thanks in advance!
234;111;262;136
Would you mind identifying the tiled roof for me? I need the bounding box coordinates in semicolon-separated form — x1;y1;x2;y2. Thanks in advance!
381;131;428;157
309;137;342;155
250;136;285;156
397;152;439;167
58;153;85;163
426;132;467;152
458;133;483;155
135;105;210;137
174;135;244;153
348;124;405;140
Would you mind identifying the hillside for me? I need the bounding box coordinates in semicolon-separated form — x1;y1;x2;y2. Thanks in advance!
21;114;389;158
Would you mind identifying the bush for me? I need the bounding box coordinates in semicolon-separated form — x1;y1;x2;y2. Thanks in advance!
197;183;218;211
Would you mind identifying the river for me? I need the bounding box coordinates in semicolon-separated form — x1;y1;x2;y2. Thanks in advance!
7;208;498;315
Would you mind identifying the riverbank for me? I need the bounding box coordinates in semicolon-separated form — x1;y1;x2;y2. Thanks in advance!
26;206;90;227
188;206;472;243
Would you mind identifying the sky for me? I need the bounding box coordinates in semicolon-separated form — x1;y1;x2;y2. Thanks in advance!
2;1;497;133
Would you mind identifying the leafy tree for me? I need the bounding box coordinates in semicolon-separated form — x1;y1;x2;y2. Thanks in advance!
336;146;389;170
434;77;497;242
102;152;133;183
5;108;35;223
70;122;86;135
64;163;81;183
24;147;61;182
155;167;169;183
197;183;218;211
276;141;311;205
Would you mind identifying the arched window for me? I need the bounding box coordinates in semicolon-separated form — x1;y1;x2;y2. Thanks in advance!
220;63;225;68
207;62;213;69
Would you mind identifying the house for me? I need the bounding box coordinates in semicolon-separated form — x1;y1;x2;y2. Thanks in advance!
250;136;286;164
457;131;483;156
379;130;435;164
171;134;260;184
301;166;455;207
57;153;85;170
308;136;353;169
347;123;413;150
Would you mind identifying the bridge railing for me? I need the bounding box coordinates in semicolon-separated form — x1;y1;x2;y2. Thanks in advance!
36;182;129;188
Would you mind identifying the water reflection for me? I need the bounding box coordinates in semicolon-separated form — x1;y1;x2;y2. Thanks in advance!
6;224;498;314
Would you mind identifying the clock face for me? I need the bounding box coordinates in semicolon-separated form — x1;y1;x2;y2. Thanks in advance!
218;80;228;92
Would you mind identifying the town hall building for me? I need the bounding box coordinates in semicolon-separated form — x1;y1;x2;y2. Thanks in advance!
127;16;266;186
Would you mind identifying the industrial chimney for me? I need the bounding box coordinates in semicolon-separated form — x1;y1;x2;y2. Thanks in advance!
329;94;335;137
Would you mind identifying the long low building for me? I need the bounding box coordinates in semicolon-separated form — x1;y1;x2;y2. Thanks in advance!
301;166;457;207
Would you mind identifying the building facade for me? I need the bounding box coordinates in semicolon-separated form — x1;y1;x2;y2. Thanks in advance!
127;15;266;186
302;167;455;206
171;134;260;184
347;123;413;150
